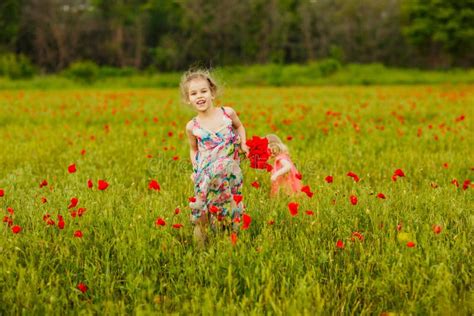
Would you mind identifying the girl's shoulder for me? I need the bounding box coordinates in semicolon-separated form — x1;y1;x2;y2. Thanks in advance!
186;118;197;132
222;106;235;117
275;153;292;163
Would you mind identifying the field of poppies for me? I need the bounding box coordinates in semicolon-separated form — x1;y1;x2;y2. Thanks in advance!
0;85;472;314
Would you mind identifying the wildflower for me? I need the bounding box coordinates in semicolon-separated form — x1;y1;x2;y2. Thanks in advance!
251;181;260;189
68;197;78;209
376;193;386;199
68;164;76;173
242;214;251;230
148;180;161;191
74;230;83;238
12;225;22;234
347;172;360;182
288;202;299;216
406;241;415;248
155;218;166;226
336;240;344;249
98;180;109;190
350;195;358;205
325;176;333;183
77;283;88;293
301;185;314;198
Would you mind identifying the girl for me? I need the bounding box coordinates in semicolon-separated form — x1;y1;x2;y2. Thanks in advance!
266;134;302;196
182;69;249;244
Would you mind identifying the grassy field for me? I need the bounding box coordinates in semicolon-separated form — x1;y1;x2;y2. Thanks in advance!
0;85;472;314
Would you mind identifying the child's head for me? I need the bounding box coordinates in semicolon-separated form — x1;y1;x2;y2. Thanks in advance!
180;69;219;106
266;134;288;156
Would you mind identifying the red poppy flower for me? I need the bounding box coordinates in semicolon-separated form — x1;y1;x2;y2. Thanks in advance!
74;230;83;238
242;213;251;230
406;241;415;248
443;163;449;168
155;217;166;226
230;232;238;246
39;180;48;188
174;208;181;215
251;181;260;189
148;180;161;191
397;223;402;231
295;173;302;180
325;176;333;183
301;185;313;198
347;172;360;182
58;215;65;230
12;225;21;234
0;189;4;197
451;179;459;187
7;207;14;215
268;220;275;225
81;149;86;156
68;164;76;173
172;156;179;161
41;197;47;203
392;169;405;181
462;180;471;190
68;197;78;209
286;135;293;141
233;217;241;223
336;239;344;249
305;210;314;216
233;194;243;205
2;215;9;223
77;208;86;217
188;196;196;203
87;179;93;189
376;193;386;199
265;164;273;172
288;202;299;216
172;223;183;229
350;195;358;205
77;283;88;293
351;231;364;241
246;136;270;169
455;114;465;122
98;180;109;190
432;225;442;234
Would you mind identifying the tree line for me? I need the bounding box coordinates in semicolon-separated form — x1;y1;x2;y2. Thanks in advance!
0;0;472;73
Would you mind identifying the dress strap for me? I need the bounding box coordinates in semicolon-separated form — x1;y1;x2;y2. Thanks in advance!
221;106;232;119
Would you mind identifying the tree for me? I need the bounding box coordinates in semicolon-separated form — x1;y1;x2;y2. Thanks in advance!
402;0;474;67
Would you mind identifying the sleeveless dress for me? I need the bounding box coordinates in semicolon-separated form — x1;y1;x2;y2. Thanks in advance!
270;153;302;196
190;107;243;224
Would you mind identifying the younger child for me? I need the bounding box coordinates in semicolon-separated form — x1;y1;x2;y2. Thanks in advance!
266;134;302;196
182;69;249;245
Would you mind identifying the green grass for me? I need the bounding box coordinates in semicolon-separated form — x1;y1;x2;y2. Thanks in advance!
0;85;472;314
1;63;474;89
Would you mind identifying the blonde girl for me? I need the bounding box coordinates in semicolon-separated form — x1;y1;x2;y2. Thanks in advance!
182;69;249;244
266;134;302;196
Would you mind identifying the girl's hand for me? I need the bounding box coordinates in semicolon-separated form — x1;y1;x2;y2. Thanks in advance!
190;173;195;182
241;143;250;156
271;174;279;182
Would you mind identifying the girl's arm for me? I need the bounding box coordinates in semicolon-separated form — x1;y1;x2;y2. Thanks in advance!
271;159;292;181
225;106;249;155
186;121;198;170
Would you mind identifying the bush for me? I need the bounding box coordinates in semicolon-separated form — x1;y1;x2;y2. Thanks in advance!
0;53;36;79
317;58;341;76
98;66;137;78
64;60;99;84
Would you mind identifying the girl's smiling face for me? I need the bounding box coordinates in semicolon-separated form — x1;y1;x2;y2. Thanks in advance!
187;78;214;112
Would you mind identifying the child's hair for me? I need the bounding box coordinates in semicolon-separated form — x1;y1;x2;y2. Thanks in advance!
266;134;289;156
180;68;219;103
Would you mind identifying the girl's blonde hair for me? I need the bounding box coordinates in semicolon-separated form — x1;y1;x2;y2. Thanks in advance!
266;134;289;156
179;69;219;103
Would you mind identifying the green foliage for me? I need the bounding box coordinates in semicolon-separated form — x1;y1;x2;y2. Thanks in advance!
63;61;100;84
402;0;474;63
0;53;36;79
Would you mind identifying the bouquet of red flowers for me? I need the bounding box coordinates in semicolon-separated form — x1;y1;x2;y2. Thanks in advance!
246;136;272;171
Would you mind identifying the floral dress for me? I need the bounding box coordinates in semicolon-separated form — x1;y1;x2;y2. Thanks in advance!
190;107;243;224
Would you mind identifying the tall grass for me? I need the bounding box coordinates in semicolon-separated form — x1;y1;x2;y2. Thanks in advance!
0;85;472;314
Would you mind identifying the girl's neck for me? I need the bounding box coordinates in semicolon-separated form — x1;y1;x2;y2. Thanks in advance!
196;105;217;119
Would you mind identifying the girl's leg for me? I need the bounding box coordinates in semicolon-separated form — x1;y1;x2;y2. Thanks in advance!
193;213;208;249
